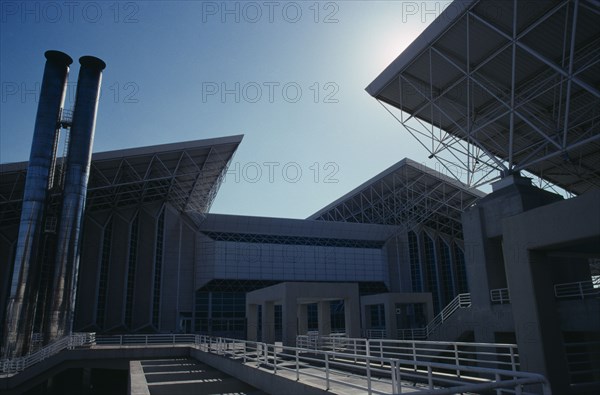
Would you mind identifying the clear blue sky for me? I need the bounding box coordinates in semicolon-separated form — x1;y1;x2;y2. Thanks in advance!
1;1;454;219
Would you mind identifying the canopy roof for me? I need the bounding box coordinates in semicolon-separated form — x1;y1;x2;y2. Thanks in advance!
0;135;242;227
309;158;484;238
367;0;600;195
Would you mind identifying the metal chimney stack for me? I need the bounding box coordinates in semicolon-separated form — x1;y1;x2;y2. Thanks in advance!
2;51;72;358
46;56;106;342
1;52;105;358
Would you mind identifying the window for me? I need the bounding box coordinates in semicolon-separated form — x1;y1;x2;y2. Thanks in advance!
369;304;385;329
453;243;469;294
423;233;441;312
330;300;345;332
152;208;165;328
125;213;139;329
408;231;422;292
438;239;455;307
96;217;112;328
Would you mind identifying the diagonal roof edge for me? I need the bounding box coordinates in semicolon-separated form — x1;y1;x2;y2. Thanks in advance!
307;157;485;220
365;0;477;97
0;134;244;172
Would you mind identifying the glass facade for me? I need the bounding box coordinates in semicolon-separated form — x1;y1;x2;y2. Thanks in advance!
439;239;455;307
194;280;278;338
330;300;345;332
204;231;385;249
408;229;468;313
125;213;139;329
210;239;386;284
408;231;422;292
369;304;385;329
152;208;164;329
193;280;386;337
194;291;246;337
307;303;318;330
396;303;427;329
422;233;441;312
453;243;469;294
96;217;112;328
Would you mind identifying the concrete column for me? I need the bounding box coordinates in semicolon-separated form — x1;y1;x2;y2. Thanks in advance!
461;207;494;311
344;297;361;338
317;301;331;336
261;302;274;344
504;246;569;393
282;295;298;347
298;304;308;335
363;305;372;332
247;304;258;342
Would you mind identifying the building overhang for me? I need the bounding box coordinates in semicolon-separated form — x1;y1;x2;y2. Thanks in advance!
309;158;483;238
367;0;600;195
0;134;243;227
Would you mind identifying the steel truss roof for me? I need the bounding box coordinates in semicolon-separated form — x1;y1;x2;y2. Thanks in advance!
308;158;484;238
0;135;243;227
367;0;600;195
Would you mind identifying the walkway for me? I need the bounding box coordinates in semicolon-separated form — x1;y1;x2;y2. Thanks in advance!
140;358;266;395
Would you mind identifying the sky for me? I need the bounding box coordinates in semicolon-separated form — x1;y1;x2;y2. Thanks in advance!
0;0;455;219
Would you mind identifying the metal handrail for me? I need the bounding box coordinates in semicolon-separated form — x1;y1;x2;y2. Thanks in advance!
297;335;520;372
2;333;550;394
394;293;471;340
1;332;95;374
425;293;471;337
554;280;600;299
490;288;511;304
97;334;548;394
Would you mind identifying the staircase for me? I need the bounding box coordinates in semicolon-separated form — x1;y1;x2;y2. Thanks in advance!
398;293;472;340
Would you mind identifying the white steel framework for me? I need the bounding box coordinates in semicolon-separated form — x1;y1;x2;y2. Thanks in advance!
0;135;242;227
367;0;600;195
309;158;483;239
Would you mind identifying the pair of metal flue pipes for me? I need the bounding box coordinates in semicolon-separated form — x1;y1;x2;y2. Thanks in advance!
2;51;105;358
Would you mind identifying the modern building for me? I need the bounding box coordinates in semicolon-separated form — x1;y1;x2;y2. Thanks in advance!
365;0;600;393
1;1;599;394
1;150;480;343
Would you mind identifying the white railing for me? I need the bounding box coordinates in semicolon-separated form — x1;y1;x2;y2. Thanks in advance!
196;335;547;394
95;333;197;346
1;332;95;374
491;288;511;304
554;280;600;299
396;293;471;340
426;293;471;336
297;336;520;372
2;333;550;394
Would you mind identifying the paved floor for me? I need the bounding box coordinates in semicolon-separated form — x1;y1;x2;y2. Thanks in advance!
141;358;267;395
251;359;433;394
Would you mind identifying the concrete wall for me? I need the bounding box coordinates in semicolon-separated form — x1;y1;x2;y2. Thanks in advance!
502;188;600;394
460;177;600;394
247;282;361;346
